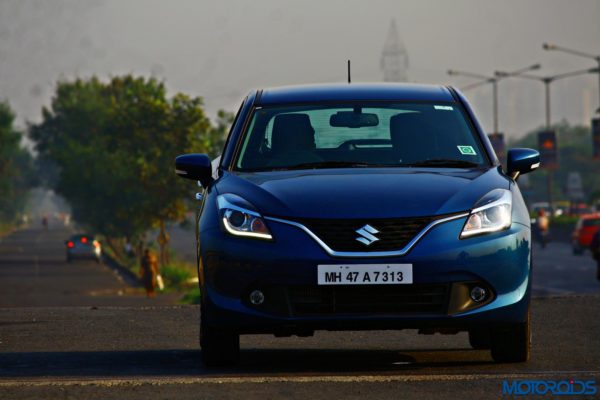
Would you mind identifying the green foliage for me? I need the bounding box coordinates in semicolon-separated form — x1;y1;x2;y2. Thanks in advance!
160;263;194;289
510;120;600;203
29;76;219;242
0;101;36;226
180;286;200;304
550;215;580;225
206;110;234;158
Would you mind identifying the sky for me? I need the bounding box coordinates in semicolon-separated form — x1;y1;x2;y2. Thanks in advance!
0;0;599;142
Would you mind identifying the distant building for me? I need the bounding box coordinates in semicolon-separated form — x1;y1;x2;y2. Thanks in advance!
380;19;409;82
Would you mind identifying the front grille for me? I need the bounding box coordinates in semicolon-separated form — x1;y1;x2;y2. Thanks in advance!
287;284;449;316
299;216;445;252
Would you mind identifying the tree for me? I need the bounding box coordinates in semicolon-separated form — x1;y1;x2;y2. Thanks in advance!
0;101;35;227
30;76;214;264
207;109;234;158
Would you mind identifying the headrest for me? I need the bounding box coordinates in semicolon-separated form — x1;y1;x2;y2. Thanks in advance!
389;112;431;147
271;113;315;153
389;112;437;163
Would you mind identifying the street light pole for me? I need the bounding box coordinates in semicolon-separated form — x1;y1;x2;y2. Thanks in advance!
543;43;600;114
447;63;540;134
544;78;551;129
496;68;596;130
497;67;599;208
492;79;498;133
543;78;553;207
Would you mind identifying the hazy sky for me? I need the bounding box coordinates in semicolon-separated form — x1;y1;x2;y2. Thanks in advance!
1;0;599;141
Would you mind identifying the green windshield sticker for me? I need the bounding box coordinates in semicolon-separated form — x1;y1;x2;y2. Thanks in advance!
457;145;477;155
434;105;453;111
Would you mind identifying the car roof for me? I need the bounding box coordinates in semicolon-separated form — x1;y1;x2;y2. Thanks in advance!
257;83;456;105
581;213;600;220
69;233;96;239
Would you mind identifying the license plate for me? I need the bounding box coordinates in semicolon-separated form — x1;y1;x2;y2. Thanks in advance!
317;264;413;285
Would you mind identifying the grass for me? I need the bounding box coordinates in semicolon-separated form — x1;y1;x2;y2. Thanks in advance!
0;221;20;239
0;223;12;238
159;261;201;304
550;215;579;225
180;287;200;304
160;262;195;289
98;237;200;303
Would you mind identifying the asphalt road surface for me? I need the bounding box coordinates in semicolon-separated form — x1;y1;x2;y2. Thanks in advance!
0;225;179;307
1;223;599;399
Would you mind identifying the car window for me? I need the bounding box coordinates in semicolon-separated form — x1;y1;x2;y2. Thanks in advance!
583;218;600;227
70;234;95;241
264;108;408;149
235;102;487;171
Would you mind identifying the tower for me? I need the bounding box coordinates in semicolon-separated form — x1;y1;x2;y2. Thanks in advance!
380;19;409;82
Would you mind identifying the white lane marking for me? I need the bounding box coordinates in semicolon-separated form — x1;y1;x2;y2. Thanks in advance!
1;371;599;387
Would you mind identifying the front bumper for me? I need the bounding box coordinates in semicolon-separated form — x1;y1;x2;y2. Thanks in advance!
199;216;531;334
67;246;101;259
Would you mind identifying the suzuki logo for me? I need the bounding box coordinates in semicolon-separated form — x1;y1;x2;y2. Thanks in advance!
355;224;380;246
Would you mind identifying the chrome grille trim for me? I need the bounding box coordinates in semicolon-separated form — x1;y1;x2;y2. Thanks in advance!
265;212;469;258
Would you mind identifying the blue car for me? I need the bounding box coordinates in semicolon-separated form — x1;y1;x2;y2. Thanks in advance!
175;83;540;366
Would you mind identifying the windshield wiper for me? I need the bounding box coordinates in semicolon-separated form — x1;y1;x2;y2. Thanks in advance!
244;159;478;172
408;159;480;168
277;161;376;170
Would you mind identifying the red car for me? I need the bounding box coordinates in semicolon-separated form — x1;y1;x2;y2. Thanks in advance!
572;213;600;255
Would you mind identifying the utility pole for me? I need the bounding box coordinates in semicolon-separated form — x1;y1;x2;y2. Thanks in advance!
496;68;596;130
543;43;600;114
497;67;598;208
448;64;540;135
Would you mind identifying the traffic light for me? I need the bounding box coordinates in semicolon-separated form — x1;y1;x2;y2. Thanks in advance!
537;130;558;169
488;132;505;165
593;118;600;160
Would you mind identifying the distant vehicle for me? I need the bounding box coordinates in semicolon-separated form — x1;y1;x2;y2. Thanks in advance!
65;234;102;263
175;83;540;366
568;203;592;217
572;214;600;255
530;202;553;217
553;201;569;217
530;202;591;219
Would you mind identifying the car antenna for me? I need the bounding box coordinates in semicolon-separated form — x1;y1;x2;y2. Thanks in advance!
347;60;351;84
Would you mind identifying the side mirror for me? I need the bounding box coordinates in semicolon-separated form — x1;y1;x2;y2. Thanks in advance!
506;148;540;179
175;153;213;187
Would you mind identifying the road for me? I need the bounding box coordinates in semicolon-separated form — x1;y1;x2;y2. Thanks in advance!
532;241;599;296
0;225;179;307
1;223;599;399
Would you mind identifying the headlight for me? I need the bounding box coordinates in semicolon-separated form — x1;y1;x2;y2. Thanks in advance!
460;189;512;238
217;194;272;240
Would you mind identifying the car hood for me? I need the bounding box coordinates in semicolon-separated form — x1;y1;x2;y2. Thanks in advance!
215;167;510;219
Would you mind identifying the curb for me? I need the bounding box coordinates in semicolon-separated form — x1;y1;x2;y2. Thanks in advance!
101;253;143;288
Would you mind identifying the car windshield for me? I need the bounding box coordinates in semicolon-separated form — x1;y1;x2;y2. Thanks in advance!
234;102;488;171
583;218;600;227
